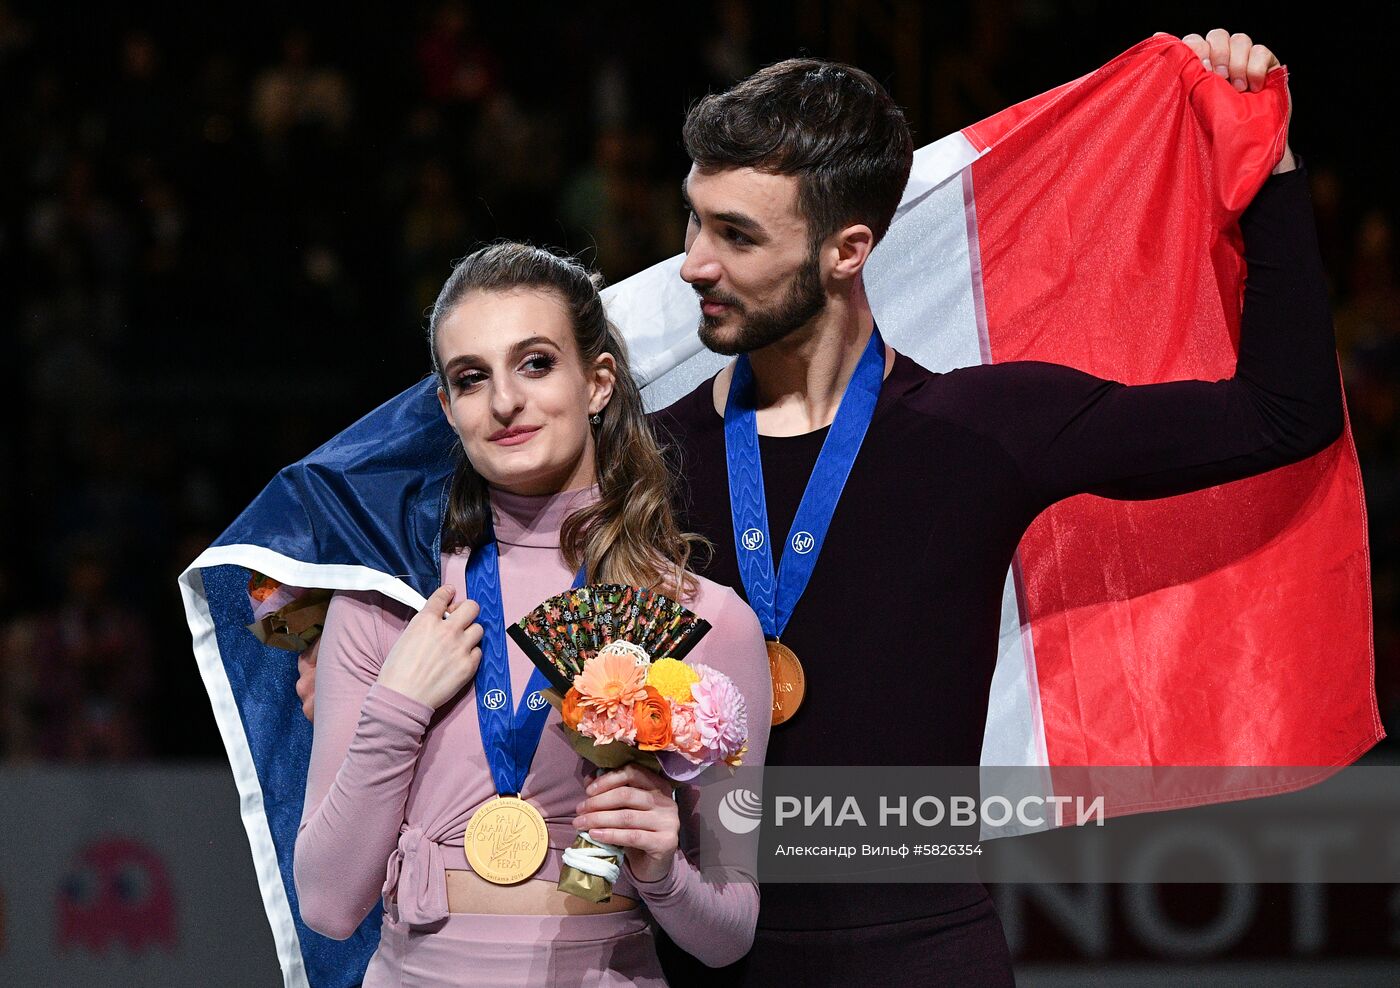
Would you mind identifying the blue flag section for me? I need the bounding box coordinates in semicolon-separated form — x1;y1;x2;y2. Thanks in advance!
202;565;364;987
214;375;456;600
179;375;459;988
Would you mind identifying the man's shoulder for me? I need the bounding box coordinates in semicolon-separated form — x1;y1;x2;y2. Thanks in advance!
646;374;721;437
881;350;966;422
887;351;1072;419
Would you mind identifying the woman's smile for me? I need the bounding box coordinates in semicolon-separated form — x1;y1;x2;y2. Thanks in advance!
489;425;542;447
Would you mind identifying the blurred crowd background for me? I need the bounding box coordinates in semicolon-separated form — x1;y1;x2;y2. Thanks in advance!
0;0;1394;769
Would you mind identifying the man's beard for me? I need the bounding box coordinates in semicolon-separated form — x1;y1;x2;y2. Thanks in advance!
697;249;826;356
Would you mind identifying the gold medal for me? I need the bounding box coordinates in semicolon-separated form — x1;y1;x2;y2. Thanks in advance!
463;796;549;885
767;640;806;726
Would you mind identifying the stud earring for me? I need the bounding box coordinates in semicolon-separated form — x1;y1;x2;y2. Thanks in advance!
590;412;602;426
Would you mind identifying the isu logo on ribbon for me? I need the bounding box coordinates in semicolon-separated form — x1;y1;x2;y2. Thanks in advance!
525;691;548;711
790;531;815;555
482;688;507;711
741;528;765;551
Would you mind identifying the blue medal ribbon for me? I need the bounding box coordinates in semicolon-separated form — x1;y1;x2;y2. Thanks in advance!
469;525;586;797
724;326;885;639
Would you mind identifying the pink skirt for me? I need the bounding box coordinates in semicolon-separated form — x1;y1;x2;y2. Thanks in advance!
362;908;668;987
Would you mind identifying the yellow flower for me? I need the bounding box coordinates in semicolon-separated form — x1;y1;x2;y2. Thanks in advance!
645;657;701;704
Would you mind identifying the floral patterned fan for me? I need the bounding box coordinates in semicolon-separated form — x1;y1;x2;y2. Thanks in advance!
507;584;710;692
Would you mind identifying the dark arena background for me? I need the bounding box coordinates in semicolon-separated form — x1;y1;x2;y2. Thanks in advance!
1;1;1395;984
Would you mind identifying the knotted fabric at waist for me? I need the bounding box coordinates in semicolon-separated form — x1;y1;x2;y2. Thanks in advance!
383;822;639;925
383;827;449;925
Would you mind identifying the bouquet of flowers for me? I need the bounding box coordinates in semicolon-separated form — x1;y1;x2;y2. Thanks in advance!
245;572;331;652
558;644;749;779
509;585;749;901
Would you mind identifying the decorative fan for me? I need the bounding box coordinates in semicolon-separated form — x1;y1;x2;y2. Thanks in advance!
507;584;711;692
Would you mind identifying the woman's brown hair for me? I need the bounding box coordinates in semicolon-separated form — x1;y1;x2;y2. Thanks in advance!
427;242;706;600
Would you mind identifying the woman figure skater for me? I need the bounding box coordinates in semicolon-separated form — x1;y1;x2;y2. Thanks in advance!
293;242;771;986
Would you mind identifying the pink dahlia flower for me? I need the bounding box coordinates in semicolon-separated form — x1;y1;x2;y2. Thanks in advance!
688;663;748;761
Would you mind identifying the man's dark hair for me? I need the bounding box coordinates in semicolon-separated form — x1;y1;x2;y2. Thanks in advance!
683;58;914;249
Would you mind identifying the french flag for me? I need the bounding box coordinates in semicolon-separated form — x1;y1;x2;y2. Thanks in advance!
180;34;1379;988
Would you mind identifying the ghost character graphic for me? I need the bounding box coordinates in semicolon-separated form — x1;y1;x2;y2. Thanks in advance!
56;836;178;952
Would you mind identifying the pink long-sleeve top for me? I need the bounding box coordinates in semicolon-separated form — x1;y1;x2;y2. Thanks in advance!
293;485;772;968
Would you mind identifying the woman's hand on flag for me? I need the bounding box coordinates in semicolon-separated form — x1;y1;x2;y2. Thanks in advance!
377;585;485;709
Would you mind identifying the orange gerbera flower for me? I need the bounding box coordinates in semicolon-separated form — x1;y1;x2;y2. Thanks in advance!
574;651;647;717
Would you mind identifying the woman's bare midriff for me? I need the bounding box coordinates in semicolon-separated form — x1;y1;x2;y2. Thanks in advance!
435;869;638;915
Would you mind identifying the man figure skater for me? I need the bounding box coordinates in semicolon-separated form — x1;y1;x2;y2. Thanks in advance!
648;28;1332;985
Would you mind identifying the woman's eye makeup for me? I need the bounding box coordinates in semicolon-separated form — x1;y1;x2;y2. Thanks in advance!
451;351;557;392
521;352;557;375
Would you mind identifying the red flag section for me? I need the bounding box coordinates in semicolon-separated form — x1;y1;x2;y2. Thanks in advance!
964;37;1379;810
